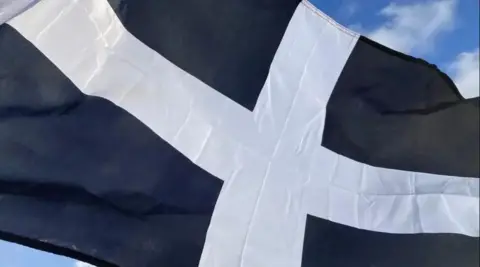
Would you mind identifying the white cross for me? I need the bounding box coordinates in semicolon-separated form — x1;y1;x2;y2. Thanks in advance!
9;0;479;266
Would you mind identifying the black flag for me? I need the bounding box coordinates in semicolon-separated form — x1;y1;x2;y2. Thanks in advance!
1;0;478;266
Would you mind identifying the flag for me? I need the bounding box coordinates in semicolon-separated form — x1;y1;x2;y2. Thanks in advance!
0;0;478;266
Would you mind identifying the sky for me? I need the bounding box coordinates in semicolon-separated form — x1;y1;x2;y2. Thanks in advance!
0;0;479;267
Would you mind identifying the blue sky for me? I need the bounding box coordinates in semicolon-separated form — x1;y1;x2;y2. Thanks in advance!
316;0;479;98
0;0;478;267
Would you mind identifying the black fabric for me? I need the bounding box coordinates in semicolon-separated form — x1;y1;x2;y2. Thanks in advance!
323;36;480;178
107;0;300;111
301;215;479;267
0;24;223;267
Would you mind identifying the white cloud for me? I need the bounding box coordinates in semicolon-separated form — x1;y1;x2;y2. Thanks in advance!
449;48;480;98
366;0;457;54
341;2;358;18
74;261;96;267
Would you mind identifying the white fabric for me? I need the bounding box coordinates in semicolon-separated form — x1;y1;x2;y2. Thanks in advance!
0;0;39;24
8;0;480;266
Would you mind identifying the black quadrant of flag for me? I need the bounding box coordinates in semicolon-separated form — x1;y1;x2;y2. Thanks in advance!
301;215;479;267
0;24;223;267
322;36;480;178
107;0;301;111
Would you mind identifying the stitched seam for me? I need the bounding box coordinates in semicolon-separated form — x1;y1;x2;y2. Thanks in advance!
301;0;358;37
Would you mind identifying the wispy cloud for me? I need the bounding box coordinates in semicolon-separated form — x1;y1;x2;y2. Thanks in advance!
449;48;480;98
364;0;457;54
74;261;96;267
340;2;358;19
